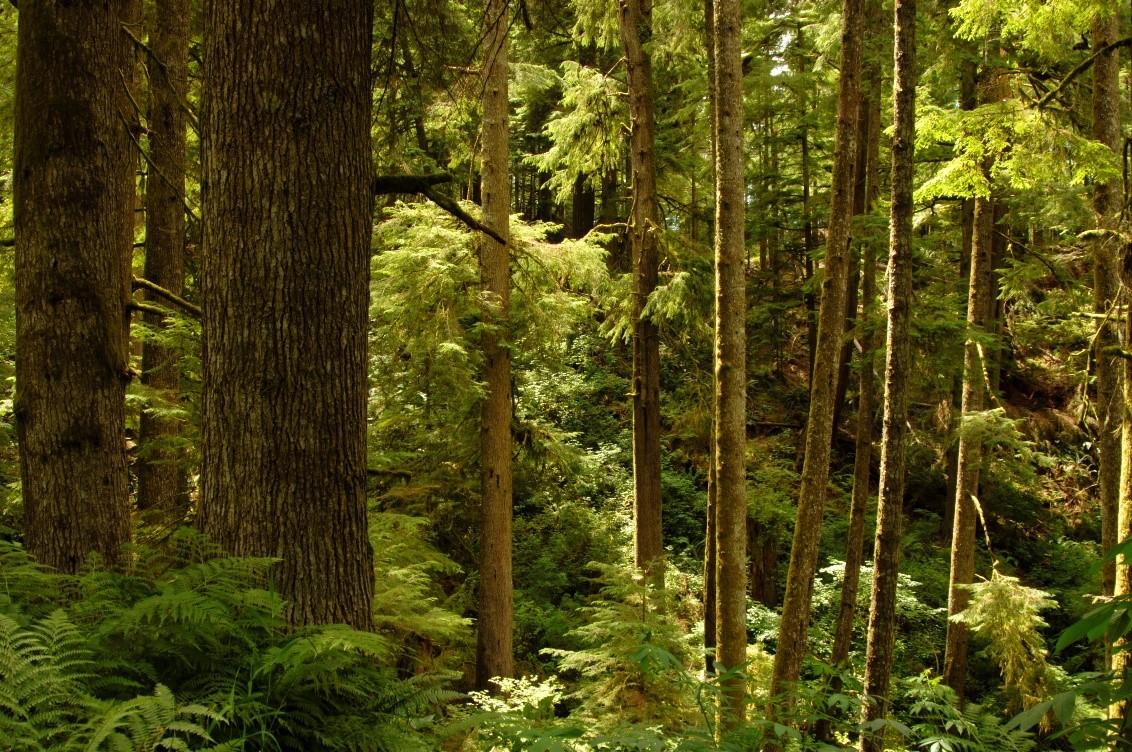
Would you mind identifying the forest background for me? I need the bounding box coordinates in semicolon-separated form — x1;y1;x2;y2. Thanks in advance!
1;0;1131;750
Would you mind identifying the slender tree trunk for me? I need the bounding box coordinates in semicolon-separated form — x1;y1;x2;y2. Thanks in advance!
198;0;375;630
712;0;746;726
703;0;719;675
475;0;515;688
828;8;883;670
619;0;664;581
943;190;995;698
1091;4;1121;598
15;0;134;573
943;60;978;540
770;0;864;714
859;0;916;745
1115;251;1132;730
137;0;190;516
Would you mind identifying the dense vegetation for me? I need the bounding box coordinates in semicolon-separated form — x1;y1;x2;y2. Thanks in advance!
3;0;1132;749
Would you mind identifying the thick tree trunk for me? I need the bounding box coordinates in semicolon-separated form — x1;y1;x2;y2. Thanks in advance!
1091;6;1121;598
137;0;190;516
712;0;746;726
15;0;134;573
859;0;916;745
475;0;515;689
619;0;664;581
198;0;375;630
749;518;779;607
770;0;864;714
943;191;995;698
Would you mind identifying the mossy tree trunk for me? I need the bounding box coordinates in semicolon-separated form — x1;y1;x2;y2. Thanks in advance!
770;0;864;716
712;0;746;726
1090;4;1121;599
475;0;515;689
619;0;664;581
137;0;191;516
198;0;375;630
859;0;916;744
15;0;135;573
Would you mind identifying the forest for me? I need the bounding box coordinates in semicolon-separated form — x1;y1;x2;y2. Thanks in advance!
2;0;1132;750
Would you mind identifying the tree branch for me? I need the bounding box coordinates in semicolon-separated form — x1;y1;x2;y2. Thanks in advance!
1036;37;1132;109
421;186;507;246
132;276;202;318
372;173;453;194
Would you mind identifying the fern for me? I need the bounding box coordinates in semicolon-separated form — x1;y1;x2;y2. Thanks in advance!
903;673;1036;752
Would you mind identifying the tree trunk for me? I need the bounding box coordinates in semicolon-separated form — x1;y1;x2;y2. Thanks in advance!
749;517;779;607
571;175;595;239
712;0;746;726
943;190;995;698
859;0;916;745
137;0;190;516
475;0;515;689
198;0;375;630
15;0;134;573
619;0;664;582
770;0;864;714
943;59;977;540
828;7;883;670
1091;5;1121;599
702;0;718;676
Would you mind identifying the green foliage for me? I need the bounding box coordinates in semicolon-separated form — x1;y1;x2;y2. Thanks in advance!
0;531;459;751
542;563;697;727
952;569;1060;712
900;673;1036;752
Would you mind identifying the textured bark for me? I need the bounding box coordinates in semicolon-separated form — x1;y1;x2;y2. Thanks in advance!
475;0;515;689
1091;7;1122;598
198;1;375;630
943;191;995;698
1116;242;1132;727
137;0;190;515
770;0;864;712
712;0;746;726
749;518;779;607
859;0;916;745
702;0;718;676
15;0;134;573
943;61;978;540
571;175;596;239
829;10;882;669
619;0;664;580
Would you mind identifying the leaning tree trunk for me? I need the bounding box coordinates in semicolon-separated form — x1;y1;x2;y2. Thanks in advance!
1090;4;1121;599
475;0;515;689
712;0;746;727
198;0;375;630
619;0;664;581
136;0;191;516
770;0;865;716
943;189;995;698
15;0;134;573
859;0;916;746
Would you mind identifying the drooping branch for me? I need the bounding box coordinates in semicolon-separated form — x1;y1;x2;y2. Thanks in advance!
372;173;507;246
132;276;202;318
422;186;507;246
1036;37;1132;109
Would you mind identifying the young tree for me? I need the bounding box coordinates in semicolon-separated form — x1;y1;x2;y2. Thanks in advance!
136;0;191;515
712;0;746;726
771;0;865;709
475;0;515;688
618;0;664;579
197;1;375;629
859;0;916;744
943;186;995;697
15;0;135;572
